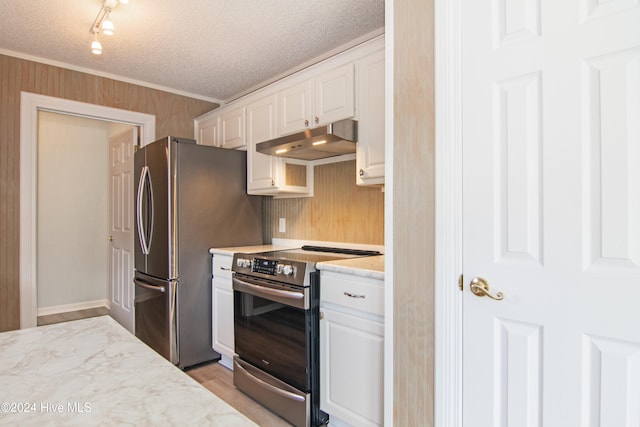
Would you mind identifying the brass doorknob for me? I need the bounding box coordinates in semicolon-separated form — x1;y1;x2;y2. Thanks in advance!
108;236;113;242
470;277;503;301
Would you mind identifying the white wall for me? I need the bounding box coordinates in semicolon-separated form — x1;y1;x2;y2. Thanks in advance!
37;112;110;309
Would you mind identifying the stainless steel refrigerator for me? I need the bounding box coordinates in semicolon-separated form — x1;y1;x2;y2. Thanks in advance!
133;136;263;368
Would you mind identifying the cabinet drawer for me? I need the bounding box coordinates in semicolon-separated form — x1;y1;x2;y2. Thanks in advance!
213;255;233;279
321;273;384;317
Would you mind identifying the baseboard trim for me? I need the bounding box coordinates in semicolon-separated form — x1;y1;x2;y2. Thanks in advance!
37;299;109;317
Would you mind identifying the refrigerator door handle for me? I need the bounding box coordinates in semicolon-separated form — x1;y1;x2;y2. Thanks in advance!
133;277;166;293
136;166;153;255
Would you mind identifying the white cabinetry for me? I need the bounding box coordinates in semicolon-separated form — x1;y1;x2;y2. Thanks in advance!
320;271;384;427
356;49;386;186
220;106;246;149
246;94;313;197
211;254;235;370
278;63;355;136
196;36;384;194
246;94;278;191
195;111;221;147
194;106;246;149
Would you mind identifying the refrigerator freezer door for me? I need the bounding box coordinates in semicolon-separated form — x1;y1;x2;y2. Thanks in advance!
134;272;178;364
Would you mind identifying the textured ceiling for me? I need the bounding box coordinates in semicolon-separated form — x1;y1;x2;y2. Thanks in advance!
0;0;384;103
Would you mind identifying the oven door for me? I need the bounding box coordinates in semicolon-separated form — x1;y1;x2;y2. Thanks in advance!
233;274;311;392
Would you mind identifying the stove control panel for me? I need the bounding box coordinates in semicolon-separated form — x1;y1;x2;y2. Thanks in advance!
232;253;307;286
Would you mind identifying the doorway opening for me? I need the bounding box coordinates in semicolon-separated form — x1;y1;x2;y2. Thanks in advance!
19;92;156;329
35;111;136;330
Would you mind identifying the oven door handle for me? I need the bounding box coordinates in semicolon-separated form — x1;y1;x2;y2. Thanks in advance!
233;277;308;310
234;357;306;403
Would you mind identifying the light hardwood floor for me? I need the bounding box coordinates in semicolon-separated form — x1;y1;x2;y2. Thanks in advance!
186;362;291;427
37;309;291;426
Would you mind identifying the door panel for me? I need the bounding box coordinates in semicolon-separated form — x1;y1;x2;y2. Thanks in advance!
462;0;640;425
109;128;136;332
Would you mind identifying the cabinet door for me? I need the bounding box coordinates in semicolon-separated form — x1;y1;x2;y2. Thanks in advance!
212;254;234;367
356;50;385;186
278;80;313;136
195;113;220;147
314;63;355;126
320;308;384;427
221;107;246;149
246;94;278;193
213;283;235;360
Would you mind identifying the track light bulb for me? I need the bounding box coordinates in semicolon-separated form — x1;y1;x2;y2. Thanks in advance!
102;14;114;35
91;34;102;55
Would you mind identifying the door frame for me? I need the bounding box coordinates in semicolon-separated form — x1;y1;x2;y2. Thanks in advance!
434;0;463;426
19;92;156;329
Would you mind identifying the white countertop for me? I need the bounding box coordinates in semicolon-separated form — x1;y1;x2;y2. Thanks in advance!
0;316;256;426
317;255;385;280
209;244;296;256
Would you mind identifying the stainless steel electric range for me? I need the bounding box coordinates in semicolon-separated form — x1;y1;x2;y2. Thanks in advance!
231;245;381;427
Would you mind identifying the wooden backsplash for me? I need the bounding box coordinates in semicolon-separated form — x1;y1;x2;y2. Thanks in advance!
263;160;384;245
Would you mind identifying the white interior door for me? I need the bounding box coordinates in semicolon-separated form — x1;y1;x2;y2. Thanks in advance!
462;1;640;425
108;128;137;332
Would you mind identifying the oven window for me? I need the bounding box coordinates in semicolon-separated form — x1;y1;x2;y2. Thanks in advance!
234;290;310;391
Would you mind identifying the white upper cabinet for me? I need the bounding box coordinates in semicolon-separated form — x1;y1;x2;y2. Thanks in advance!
246;94;279;191
220;106;246;149
194;110;221;147
194;106;246;149
355;49;385;186
195;35;384;195
278;63;355;136
314;63;355;127
246;93;313;197
278;80;313;136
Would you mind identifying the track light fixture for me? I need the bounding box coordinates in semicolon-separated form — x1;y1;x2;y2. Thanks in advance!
89;0;129;55
101;12;115;36
91;32;103;55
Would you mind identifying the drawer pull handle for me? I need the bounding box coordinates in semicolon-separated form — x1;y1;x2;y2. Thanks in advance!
344;292;366;299
220;267;231;271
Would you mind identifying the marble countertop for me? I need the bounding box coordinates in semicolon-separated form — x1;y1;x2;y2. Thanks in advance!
0;316;256;426
317;255;385;280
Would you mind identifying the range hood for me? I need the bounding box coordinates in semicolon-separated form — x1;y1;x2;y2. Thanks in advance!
256;119;358;161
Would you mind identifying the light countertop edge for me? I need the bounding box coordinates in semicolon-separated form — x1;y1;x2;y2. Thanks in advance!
316;255;385;280
209;244;296;256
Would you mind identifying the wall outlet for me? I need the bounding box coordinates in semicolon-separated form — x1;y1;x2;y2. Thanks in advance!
279;218;286;233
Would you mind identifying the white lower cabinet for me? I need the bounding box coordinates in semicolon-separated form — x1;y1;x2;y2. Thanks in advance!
211;254;234;369
320;271;384;426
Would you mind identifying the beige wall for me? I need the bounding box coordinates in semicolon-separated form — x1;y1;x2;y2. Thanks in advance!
37;112;110;309
392;0;435;425
0;54;218;331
